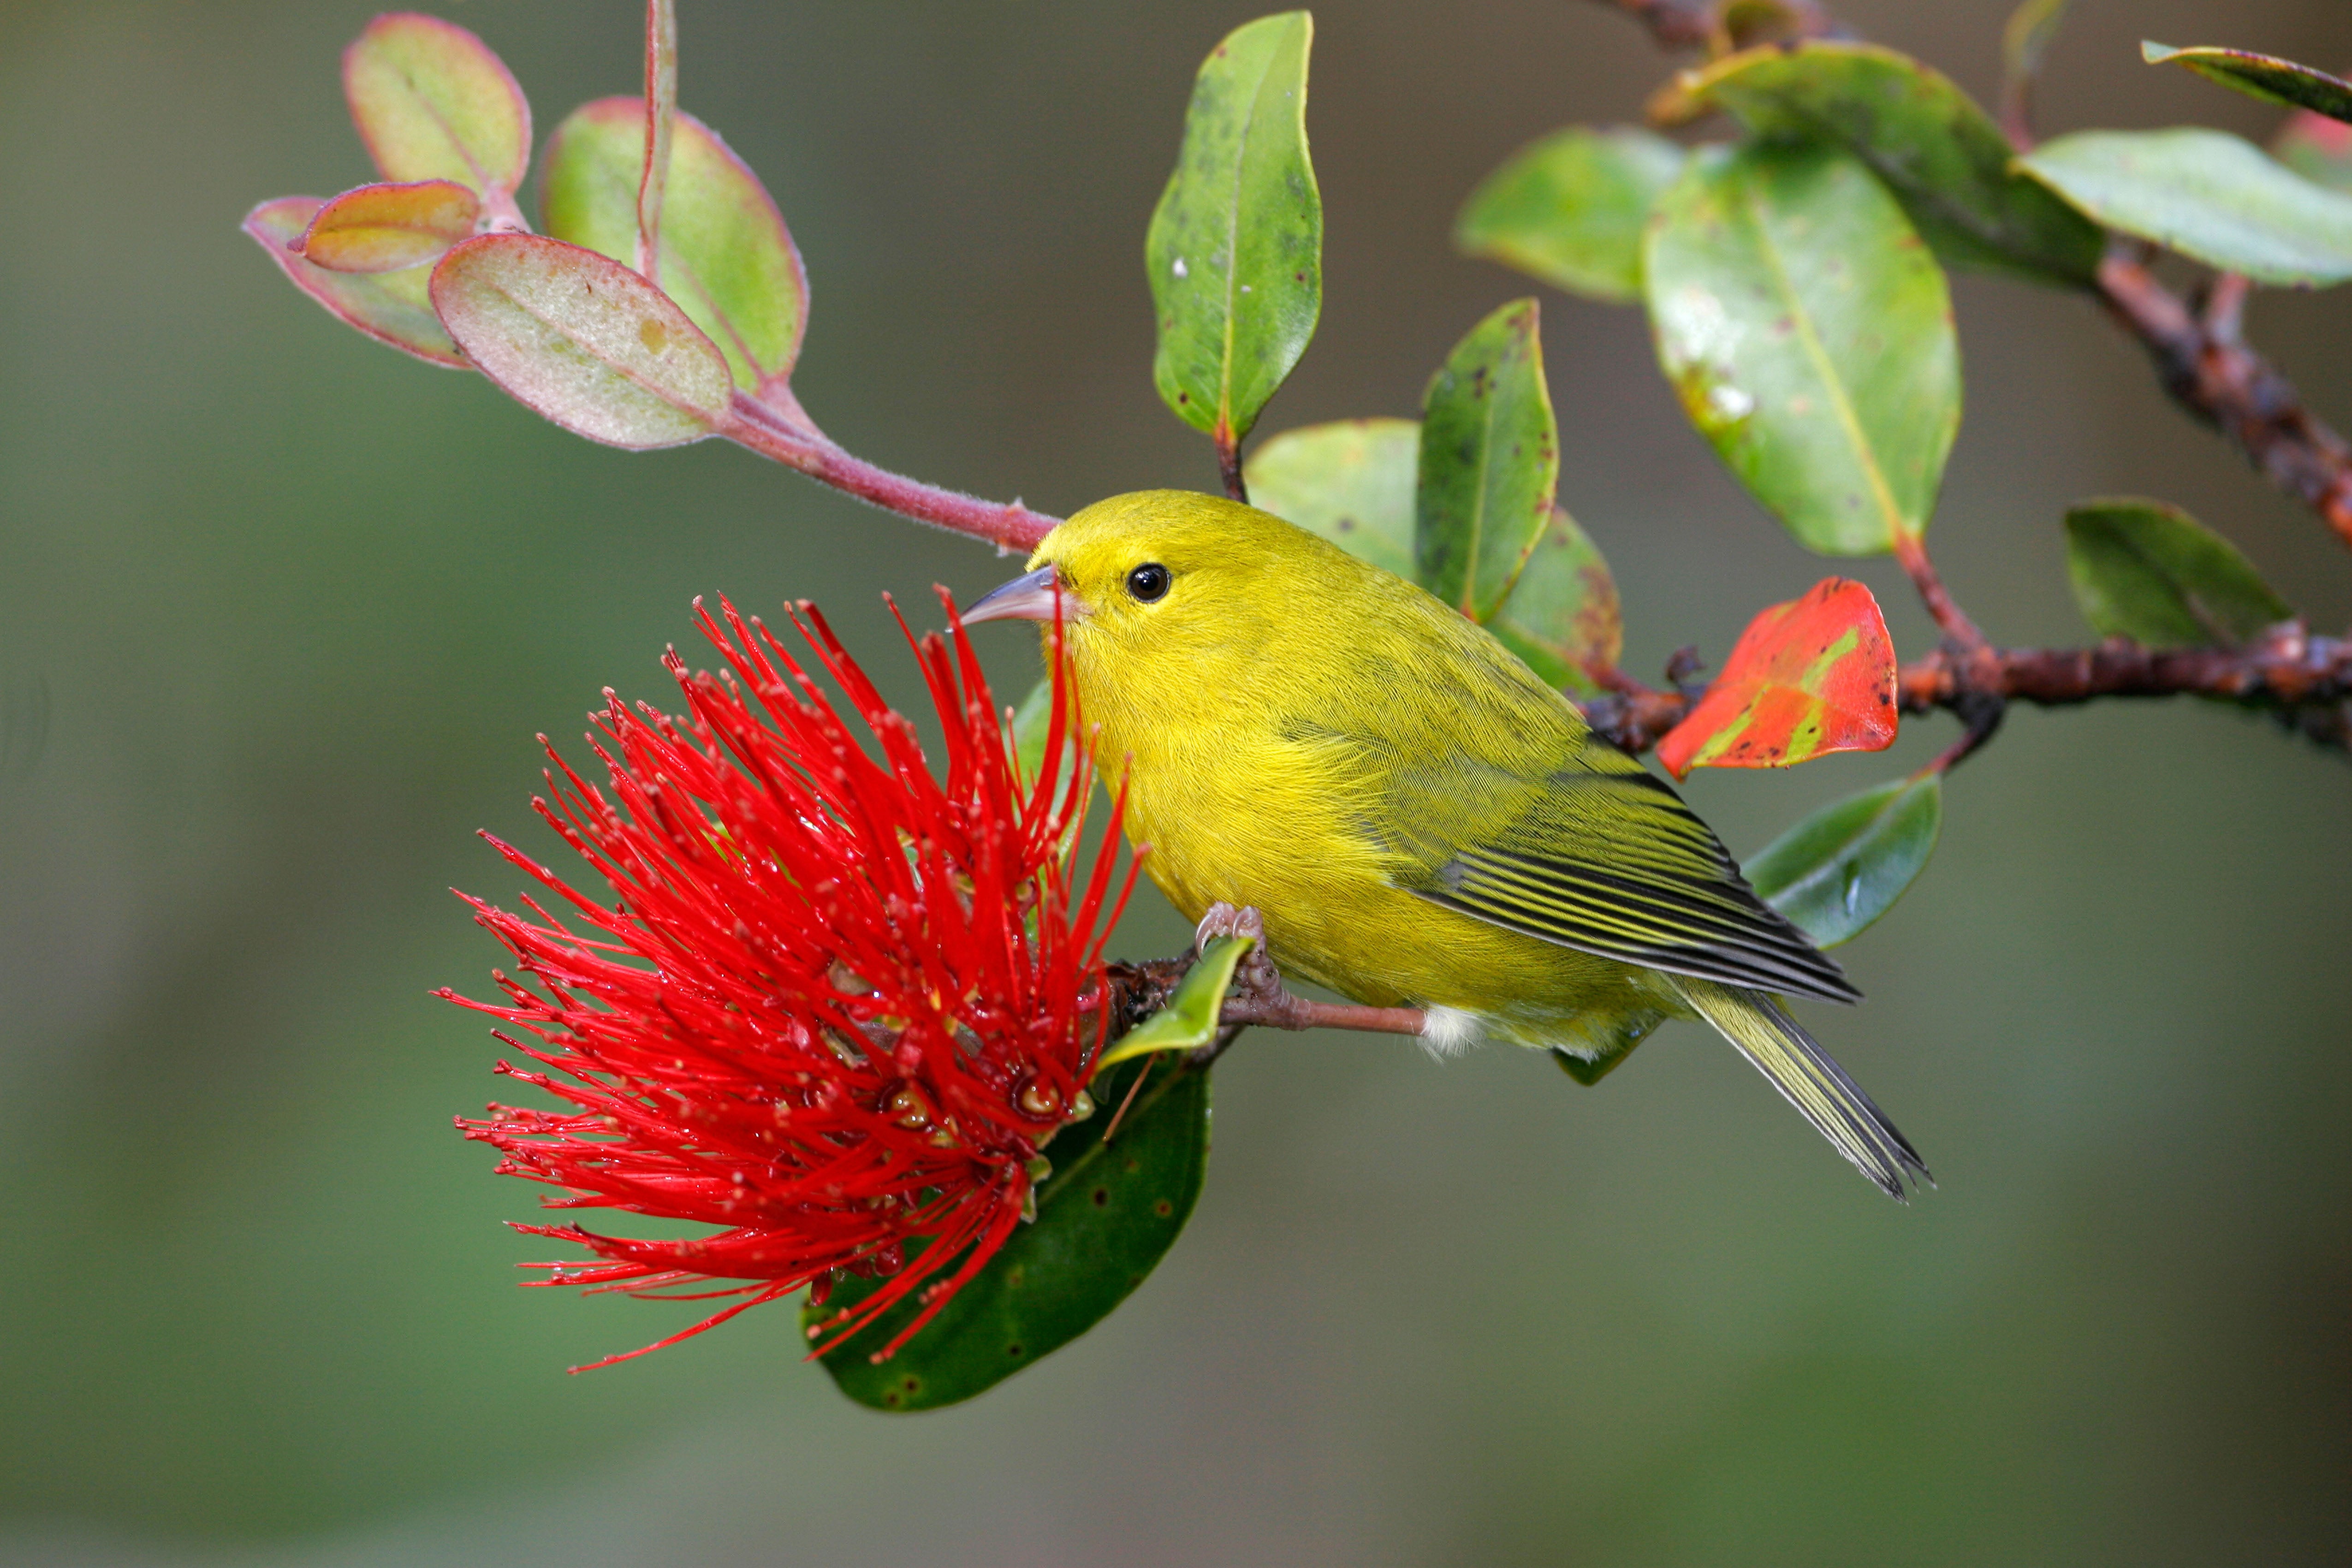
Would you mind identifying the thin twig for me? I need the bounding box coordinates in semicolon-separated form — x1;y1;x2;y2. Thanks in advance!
2095;255;2352;552
1582;624;2352;756
721;393;1057;553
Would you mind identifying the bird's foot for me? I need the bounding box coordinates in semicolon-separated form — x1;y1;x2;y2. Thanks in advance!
1194;902;1282;1004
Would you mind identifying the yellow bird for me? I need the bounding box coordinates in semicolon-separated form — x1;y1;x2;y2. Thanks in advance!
966;490;1927;1199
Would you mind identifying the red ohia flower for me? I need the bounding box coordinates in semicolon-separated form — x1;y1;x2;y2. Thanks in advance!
449;596;1128;1369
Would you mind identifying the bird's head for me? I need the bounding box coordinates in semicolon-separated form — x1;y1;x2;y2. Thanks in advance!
963;489;1318;668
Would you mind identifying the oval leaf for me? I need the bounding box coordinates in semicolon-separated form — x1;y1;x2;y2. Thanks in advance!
1657;577;1899;778
1661;41;2103;286
1097;937;1252;1070
2143;41;2352;126
1455;126;1685;304
1489;506;1622;696
540;99;810;397
2063;498;2292;648
809;1057;1210;1411
2019;129;2352;288
1645;143;1960;556
1244;417;1418;578
293;179;479;273
1146;11;1322;447
1417;298;1559;619
429;234;733;449
343;12;531;194
1746;774;1942;948
243;196;464;367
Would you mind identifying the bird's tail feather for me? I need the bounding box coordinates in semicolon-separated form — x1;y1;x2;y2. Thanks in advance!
1670;976;1930;1202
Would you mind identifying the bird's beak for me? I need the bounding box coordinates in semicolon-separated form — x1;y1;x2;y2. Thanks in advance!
962;565;1082;626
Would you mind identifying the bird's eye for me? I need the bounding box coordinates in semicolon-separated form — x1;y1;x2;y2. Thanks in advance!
1125;563;1171;603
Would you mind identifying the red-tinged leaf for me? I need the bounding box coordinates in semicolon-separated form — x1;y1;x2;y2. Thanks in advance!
344;12;531;195
294;179;479;273
242;196;465;368
639;0;678;277
429;233;733;449
1657;578;1898;778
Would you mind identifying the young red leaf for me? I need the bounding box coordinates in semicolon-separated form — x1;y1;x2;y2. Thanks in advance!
242;196;465;367
429;233;733;449
1657;578;1899;778
293;180;480;273
344;12;531;196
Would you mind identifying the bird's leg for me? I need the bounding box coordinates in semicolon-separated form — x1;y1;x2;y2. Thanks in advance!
1193;901;1283;1003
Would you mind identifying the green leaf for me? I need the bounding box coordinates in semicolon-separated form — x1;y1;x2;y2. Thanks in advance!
342;12;531;195
1489;506;1622;697
1746;775;1942;948
429;234;734;448
542;99;811;396
242;196;465;368
1098;936;1251;1070
1416;299;1559;619
292;180;480;273
809;1057;1210;1411
1644;143;1959;556
1244;417;1418;578
2063;498;2292;648
1146;11;1322;447
1455;127;1685;304
2019;129;2352;287
2143;41;2352;126
1662;41;2103;286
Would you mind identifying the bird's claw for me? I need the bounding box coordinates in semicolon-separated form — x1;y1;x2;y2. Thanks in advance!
1195;902;1282;1003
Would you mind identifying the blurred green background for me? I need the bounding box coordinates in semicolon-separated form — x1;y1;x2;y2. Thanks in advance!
2;1;2348;1562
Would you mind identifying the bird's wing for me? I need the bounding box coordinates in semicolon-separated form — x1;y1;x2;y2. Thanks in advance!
1393;742;1862;1005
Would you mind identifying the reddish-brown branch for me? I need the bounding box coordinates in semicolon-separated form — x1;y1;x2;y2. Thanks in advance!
722;392;1056;553
2094;255;2352;551
1582;625;2352;756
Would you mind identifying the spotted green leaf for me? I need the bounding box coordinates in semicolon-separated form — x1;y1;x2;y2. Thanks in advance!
1146;12;1321;447
343;12;530;195
1098;937;1251;1069
1417;299;1559;619
1490;507;1622;697
810;1056;1210;1411
1645;143;1959;556
1659;41;2103;286
429;234;733;448
1747;775;1942;948
1455;127;1685;304
242;196;464;367
2063;499;2292;648
2019;129;2352;287
542;99;811;397
2143;41;2352;126
1245;417;1418;578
